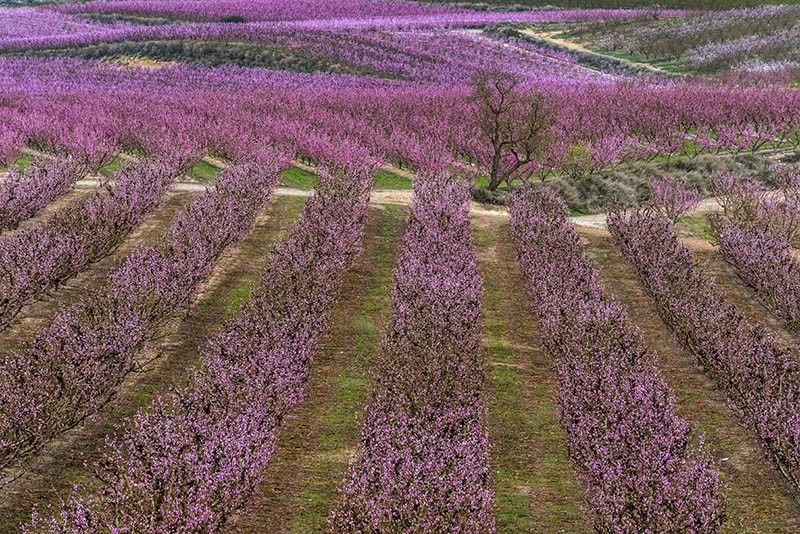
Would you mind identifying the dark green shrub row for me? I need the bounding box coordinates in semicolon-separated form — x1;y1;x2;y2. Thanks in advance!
23;40;365;74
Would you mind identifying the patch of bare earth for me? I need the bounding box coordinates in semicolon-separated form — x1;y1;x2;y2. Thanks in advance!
473;217;588;533
580;227;800;533
0;196;304;531
225;206;404;533
108;56;176;69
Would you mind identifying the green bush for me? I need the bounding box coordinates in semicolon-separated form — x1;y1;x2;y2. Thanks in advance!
545;153;776;214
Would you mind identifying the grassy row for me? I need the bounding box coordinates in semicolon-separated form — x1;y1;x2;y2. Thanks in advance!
281;166;411;190
4;156;413;192
473;222;587;532
288;205;404;532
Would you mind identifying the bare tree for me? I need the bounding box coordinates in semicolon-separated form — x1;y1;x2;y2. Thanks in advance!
470;71;551;192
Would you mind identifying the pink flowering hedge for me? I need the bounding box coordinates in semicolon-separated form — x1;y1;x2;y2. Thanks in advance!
0;153;283;470
0;159;180;330
0;157;86;232
1;57;799;180
0;123;22;165
511;188;725;531
608;208;800;493
26;163;373;532
712;216;800;333
0;4;681;54
55;0;455;23
330;172;494;532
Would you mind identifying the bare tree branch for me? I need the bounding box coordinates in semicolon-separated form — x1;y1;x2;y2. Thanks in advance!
470;70;552;191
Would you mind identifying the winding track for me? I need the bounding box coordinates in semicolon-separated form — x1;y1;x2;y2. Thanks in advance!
520;28;668;75
13;145;798;225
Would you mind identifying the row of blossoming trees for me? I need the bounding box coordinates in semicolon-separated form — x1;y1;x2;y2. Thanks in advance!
24;154;374;530
0;159;183;331
0;150;289;470
7;148;728;532
1;57;799;188
707;169;800;332
607;169;800;492
509;187;726;530
0;3;683;52
331;170;494;530
3;37;800;533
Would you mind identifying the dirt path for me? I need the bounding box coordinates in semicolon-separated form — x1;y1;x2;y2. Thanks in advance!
580;227;800;533
286;159;414;182
0;196;307;531
472;217;588;533
203;158;420;208
381;163;415;180
203;156;416;184
520;28;667;75
225;205;405;533
572;198;722;229
0;192;194;353
69;177;440;211
462;27;603;78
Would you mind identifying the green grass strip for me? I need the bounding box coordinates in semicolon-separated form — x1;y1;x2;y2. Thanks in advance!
289;205;404;533
475;223;586;533
188;160;221;183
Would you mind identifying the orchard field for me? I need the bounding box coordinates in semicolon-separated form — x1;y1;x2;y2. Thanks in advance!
2;0;800;532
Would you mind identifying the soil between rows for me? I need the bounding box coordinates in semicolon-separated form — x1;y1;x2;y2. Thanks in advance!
2;189;90;237
694;247;799;350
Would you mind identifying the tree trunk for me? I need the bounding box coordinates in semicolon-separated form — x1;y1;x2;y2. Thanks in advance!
487;173;503;192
